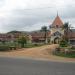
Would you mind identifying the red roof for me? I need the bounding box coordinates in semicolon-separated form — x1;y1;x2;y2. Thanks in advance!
52;15;63;27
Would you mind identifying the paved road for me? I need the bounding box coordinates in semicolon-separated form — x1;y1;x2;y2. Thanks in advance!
0;57;75;75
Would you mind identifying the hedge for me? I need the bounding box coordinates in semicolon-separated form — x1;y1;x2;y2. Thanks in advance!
0;45;10;51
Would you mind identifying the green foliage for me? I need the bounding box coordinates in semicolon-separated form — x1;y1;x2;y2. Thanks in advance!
24;43;44;48
18;36;27;48
41;26;48;32
41;26;48;44
18;37;26;47
71;47;75;50
18;37;27;44
60;40;68;47
54;52;75;58
0;45;9;51
63;22;69;30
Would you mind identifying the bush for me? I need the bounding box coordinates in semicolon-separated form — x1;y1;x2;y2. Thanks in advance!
71;46;75;50
60;40;68;47
54;52;75;58
0;45;9;51
24;44;34;48
24;43;44;48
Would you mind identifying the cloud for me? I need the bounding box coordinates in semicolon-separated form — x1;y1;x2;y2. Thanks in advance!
0;0;75;33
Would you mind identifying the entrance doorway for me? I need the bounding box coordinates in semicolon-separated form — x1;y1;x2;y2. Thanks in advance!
54;37;60;44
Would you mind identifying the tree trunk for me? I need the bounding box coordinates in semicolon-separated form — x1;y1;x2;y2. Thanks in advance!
44;31;47;44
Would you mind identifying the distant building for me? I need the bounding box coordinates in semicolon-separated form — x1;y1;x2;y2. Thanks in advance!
68;29;75;45
0;15;75;45
0;31;32;43
0;34;12;42
31;31;50;43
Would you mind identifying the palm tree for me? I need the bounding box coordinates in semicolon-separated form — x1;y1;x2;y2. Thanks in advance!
63;22;72;43
41;26;48;44
63;22;69;40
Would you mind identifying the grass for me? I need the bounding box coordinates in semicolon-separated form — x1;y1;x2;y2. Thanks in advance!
71;47;75;50
0;41;47;51
54;52;75;58
24;43;45;48
57;45;75;58
0;45;10;51
0;44;43;51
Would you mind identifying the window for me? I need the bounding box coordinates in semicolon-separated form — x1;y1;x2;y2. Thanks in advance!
56;25;59;28
53;31;61;36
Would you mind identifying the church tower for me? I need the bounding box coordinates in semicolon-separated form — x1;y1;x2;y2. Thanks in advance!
50;14;64;44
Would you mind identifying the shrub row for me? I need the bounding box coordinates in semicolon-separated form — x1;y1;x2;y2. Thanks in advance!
0;45;17;51
0;45;10;51
60;40;68;47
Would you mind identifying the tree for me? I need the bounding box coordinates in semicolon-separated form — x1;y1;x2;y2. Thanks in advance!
18;35;28;48
41;26;48;44
2;40;6;44
63;22;72;43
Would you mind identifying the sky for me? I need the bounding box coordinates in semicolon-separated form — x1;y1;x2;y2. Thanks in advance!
0;0;75;33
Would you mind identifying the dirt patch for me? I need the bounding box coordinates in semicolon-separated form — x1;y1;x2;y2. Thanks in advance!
0;44;75;62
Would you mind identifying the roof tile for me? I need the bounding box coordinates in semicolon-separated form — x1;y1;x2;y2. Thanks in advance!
52;15;63;26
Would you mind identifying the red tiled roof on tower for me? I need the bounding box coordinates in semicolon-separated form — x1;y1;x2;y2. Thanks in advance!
52;14;63;27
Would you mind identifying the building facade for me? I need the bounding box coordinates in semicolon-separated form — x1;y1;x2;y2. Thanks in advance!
50;14;64;44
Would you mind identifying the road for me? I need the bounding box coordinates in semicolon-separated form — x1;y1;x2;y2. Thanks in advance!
0;57;75;75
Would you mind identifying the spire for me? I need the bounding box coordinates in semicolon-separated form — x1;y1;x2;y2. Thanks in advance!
52;13;63;27
57;11;58;16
